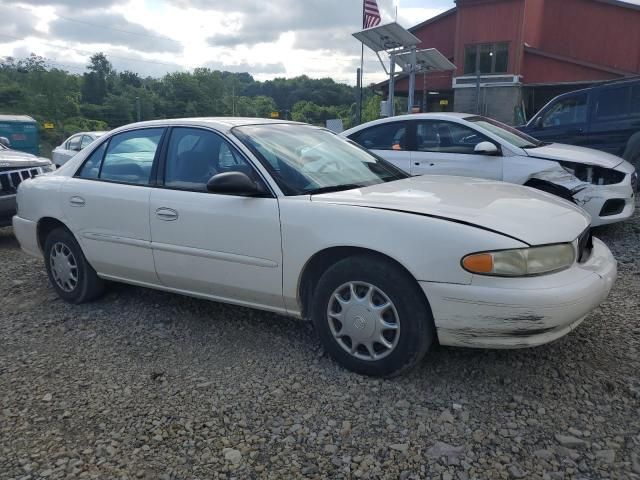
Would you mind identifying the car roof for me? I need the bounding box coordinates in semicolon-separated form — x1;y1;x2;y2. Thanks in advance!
109;117;304;135
70;131;108;137
0;114;37;123
342;112;474;134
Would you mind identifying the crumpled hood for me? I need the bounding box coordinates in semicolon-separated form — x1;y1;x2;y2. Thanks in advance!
525;143;624;169
0;149;51;168
311;176;590;245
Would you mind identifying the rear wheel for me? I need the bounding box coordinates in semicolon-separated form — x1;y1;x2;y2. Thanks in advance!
44;227;105;304
310;255;435;377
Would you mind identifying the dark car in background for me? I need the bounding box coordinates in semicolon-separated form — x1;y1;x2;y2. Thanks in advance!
520;78;640;170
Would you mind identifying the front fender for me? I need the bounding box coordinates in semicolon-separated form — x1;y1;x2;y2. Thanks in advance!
279;199;528;316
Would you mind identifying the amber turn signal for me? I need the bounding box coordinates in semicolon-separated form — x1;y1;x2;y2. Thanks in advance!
462;253;494;274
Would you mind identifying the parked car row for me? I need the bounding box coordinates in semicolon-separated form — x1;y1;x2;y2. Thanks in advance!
11;118;618;376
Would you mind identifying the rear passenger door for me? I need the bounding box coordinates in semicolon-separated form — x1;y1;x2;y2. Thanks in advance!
411;120;502;180
589;85;638;156
61;128;165;284
348;121;411;173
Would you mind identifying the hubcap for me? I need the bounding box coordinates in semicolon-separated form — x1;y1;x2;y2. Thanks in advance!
327;282;400;361
49;242;78;292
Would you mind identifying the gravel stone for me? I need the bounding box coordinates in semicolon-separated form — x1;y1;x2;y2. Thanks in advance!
555;434;588;448
1;201;640;479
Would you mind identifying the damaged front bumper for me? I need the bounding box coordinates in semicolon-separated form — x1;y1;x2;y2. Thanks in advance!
531;164;636;226
422;237;616;349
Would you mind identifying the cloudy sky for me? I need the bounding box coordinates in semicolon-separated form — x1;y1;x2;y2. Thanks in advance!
0;0;455;84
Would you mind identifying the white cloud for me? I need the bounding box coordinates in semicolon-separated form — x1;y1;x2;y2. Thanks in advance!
0;0;452;83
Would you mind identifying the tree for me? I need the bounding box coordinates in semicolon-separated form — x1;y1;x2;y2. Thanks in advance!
81;53;114;105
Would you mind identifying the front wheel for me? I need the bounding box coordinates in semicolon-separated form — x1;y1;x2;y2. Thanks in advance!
44;227;105;304
311;255;435;377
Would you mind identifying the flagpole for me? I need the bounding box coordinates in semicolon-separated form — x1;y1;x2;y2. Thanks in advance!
359;2;365;125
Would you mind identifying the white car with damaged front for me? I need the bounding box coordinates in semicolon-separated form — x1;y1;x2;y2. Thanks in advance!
342;113;637;226
12;118;617;376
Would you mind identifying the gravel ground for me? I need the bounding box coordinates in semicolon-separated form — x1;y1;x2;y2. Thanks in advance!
1;205;639;480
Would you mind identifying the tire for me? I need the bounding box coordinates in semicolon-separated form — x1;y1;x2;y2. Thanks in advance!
44;227;105;304
525;178;576;204
310;254;435;377
623;133;640;170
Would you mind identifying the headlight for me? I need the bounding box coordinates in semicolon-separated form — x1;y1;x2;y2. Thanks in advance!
462;244;576;277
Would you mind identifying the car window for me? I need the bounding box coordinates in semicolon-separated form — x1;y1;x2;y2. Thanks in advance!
99;128;163;185
595;86;630;121
80;135;93;149
631;85;640;116
542;94;588;127
67;135;82;151
77;142;107;179
467;116;540;148
351;122;407;151
164;127;255;192
415;120;490;155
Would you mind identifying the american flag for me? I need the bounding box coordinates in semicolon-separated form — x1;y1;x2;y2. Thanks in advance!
363;0;382;29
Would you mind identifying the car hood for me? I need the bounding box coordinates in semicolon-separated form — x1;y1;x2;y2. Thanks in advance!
0;149;50;168
524;143;624;169
311;176;590;246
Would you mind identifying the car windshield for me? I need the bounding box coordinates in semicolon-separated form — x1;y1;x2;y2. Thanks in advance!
466;116;543;149
233;123;409;195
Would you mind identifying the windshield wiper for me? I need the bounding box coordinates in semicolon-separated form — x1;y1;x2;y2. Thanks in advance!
522;142;551;149
303;184;363;195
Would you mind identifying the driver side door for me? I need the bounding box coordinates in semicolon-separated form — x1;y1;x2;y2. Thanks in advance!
528;93;590;146
149;127;285;312
410;120;503;180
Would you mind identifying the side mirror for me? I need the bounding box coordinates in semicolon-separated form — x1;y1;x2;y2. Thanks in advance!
206;171;268;196
474;141;499;155
534;116;544;129
0;136;11;148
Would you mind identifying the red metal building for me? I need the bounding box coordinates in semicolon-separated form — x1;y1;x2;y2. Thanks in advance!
384;0;640;124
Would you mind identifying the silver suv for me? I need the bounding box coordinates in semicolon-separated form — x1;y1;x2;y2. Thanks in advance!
0;143;55;227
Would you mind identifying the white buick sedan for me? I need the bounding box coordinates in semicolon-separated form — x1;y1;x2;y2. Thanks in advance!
13;118;617;376
342;113;637;226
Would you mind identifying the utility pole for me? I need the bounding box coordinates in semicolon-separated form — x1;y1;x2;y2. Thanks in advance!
388;52;396;117
136;96;141;122
356;68;362;124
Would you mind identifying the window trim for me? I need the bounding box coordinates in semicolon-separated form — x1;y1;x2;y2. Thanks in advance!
411;119;499;155
463;42;510;75
73;126;168;188
157;125;276;198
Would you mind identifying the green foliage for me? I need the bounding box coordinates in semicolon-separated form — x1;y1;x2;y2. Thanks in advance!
0;52;369;151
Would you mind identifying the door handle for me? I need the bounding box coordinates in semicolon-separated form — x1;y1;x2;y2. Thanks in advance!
155;207;179;221
69;196;85;207
415;162;435;166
